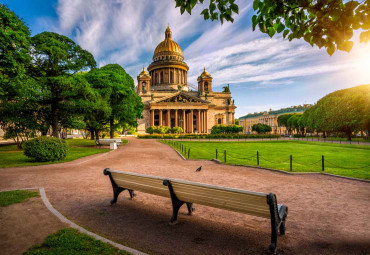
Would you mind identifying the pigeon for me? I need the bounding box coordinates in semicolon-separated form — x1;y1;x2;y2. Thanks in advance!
195;166;202;172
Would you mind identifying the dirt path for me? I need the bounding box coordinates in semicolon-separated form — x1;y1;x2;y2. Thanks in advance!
0;138;369;255
0;196;67;255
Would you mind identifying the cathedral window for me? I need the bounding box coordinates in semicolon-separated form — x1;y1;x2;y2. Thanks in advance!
160;72;164;83
142;82;146;92
204;82;209;91
170;71;174;83
155;73;158;84
218;118;222;124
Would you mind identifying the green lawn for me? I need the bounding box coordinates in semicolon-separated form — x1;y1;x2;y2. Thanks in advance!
0;190;39;207
163;140;370;180
0;138;128;168
24;228;131;255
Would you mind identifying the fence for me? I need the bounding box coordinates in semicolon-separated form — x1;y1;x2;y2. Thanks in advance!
160;139;370;173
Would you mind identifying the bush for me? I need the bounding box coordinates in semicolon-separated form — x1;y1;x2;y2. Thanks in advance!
146;126;178;134
211;124;243;134
23;137;68;162
138;133;280;139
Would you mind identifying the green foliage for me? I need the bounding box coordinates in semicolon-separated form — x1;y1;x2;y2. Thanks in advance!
0;190;39;207
252;123;272;134
175;0;239;24
146;125;181;134
301;84;370;140
139;133;279;139
174;0;370;55
23;137;68;162
85;64;143;139
211;124;243;134
29;31;97;137
234;119;239;125
0;4;31;90
24;228;130;255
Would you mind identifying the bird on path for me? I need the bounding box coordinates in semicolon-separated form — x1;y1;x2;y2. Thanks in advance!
195;166;202;172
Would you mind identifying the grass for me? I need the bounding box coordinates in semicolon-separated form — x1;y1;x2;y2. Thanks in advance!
24;228;131;255
163;140;370;180
0;138;129;168
0;190;39;207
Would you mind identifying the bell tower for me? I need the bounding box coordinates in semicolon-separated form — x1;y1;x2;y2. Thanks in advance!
137;67;151;94
197;67;213;94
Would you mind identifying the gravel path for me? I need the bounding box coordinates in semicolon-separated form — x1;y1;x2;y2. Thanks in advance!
0;137;369;255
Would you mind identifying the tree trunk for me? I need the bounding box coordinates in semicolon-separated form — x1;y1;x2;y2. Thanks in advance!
51;102;59;137
110;118;114;139
347;131;352;141
95;130;99;140
90;129;95;140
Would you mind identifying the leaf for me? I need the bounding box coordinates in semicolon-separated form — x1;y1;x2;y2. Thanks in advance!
253;0;260;11
268;26;276;37
326;45;335;56
209;3;216;12
230;4;239;14
283;29;289;38
338;41;354;52
359;30;370;43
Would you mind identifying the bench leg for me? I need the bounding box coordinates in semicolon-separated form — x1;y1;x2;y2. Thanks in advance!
186;202;194;215
128;189;136;200
267;193;279;254
111;187;125;205
163;180;191;224
104;168;136;205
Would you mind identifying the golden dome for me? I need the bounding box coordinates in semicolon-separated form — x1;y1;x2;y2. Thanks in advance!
140;67;148;75
201;67;212;78
153;26;183;57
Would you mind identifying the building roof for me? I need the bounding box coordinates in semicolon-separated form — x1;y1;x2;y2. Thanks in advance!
153;26;183;57
239;105;312;120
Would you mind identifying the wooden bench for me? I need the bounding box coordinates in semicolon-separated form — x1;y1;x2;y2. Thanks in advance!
103;168;288;253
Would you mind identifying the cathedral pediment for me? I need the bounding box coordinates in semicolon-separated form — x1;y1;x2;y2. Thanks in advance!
150;92;209;105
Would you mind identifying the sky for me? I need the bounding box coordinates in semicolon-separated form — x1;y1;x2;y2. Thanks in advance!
3;0;370;118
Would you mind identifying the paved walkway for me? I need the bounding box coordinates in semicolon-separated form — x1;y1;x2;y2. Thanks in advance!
0;138;369;255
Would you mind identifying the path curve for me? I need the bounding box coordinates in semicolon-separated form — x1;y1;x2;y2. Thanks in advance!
0;137;369;255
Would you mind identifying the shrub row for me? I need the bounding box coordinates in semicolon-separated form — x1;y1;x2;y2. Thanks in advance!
211;124;243;134
23;137;68;162
138;134;280;139
146;126;183;134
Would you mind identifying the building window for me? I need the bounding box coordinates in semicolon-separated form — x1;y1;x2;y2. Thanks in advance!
218;118;222;124
142;82;146;91
155;73;158;84
204;82;209;91
160;72;164;83
170;71;174;83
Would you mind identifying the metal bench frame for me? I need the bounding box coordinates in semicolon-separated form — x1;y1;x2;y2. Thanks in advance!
103;168;288;253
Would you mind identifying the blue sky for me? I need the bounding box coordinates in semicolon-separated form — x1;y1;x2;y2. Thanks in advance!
3;0;370;117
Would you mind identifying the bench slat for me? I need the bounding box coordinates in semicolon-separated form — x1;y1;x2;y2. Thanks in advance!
112;173;169;198
171;182;270;218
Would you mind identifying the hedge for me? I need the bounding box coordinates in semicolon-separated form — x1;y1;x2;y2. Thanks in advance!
23;137;68;162
138;134;280;139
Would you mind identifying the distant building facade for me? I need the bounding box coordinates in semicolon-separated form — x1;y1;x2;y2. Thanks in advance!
136;27;236;134
239;105;311;135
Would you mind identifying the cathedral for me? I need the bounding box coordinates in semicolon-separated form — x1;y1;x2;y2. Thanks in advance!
136;26;236;134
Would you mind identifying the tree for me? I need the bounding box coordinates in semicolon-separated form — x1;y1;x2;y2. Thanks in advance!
0;4;31;94
28;32;96;137
174;0;370;55
85;64;143;139
0;5;40;148
301;84;370;140
252;123;272;134
277;113;295;134
235;119;239;125
287;113;304;134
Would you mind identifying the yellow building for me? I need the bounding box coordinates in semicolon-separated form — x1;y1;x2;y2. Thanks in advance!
239;105;311;135
136;27;236;134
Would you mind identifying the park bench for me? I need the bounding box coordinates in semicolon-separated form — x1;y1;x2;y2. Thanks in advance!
99;138;122;145
103;168;288;253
